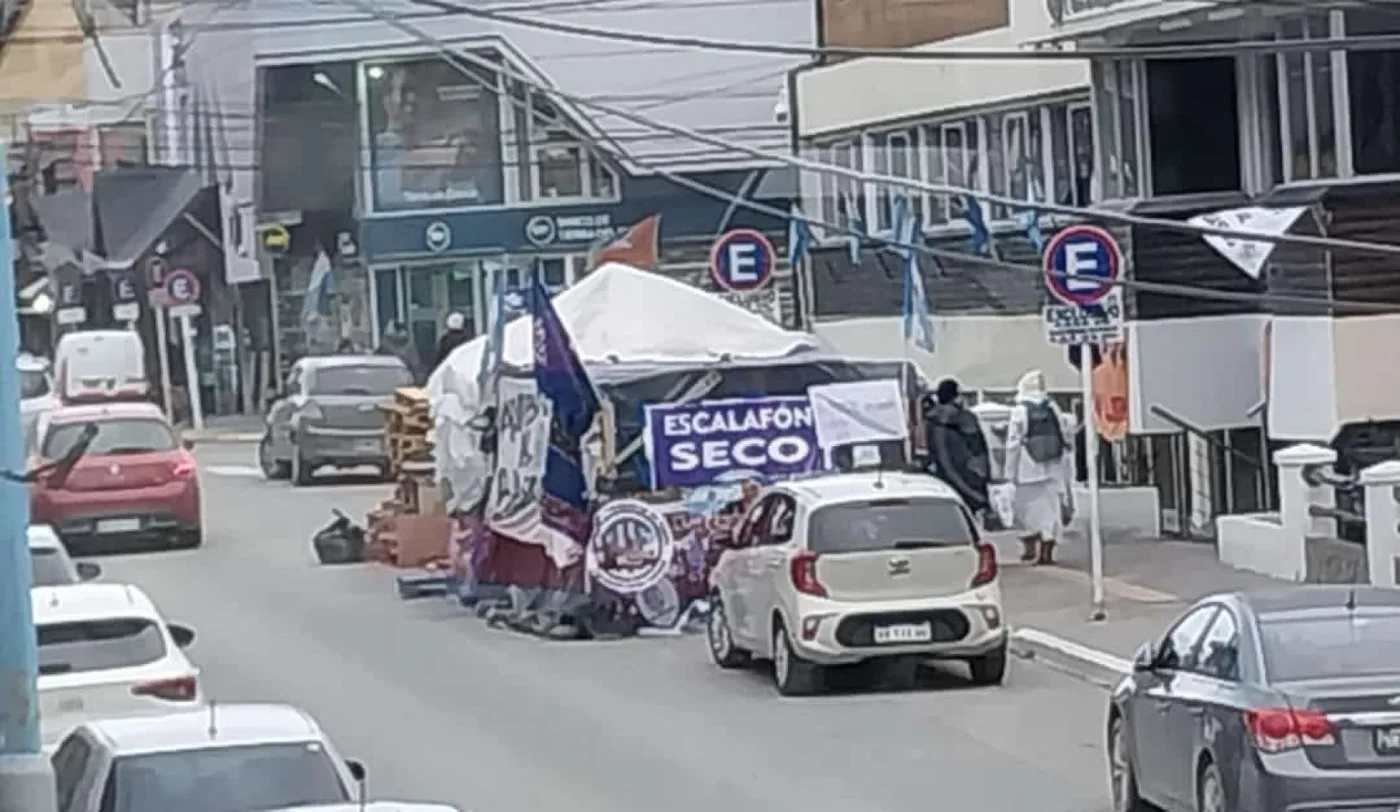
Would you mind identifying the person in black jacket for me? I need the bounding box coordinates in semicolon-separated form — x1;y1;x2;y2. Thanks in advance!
434;311;470;373
923;378;992;521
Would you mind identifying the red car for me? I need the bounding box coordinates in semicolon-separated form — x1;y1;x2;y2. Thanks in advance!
28;402;202;550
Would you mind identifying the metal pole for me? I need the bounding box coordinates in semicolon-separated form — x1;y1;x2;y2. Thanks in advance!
178;313;204;430
155;311;173;422
0;144;59;811
1083;351;1106;622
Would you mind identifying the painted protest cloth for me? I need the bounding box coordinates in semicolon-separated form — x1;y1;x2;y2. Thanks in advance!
643;396;822;489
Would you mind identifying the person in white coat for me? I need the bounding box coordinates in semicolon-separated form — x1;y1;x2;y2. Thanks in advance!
1004;370;1076;565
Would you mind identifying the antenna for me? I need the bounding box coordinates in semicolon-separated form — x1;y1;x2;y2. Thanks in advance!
207;700;218;738
1346;589;1358;614
874;465;885;490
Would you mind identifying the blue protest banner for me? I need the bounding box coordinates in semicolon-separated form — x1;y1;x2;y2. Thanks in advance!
643;396;822;489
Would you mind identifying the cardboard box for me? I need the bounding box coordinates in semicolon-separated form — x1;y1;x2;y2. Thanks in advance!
393;514;452;568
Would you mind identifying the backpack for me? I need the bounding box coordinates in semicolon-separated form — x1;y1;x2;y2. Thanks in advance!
1022;401;1066;464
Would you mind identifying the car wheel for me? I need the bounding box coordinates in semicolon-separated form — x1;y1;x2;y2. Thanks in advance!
1108;715;1151;812
291;446;314;487
258;435;291;480
1197;760;1226;812
772;622;822;696
968;642;1008;686
705;592;750;669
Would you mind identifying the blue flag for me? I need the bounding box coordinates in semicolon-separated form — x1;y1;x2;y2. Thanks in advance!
527;267;599;513
960;194;994;258
787;204;815;265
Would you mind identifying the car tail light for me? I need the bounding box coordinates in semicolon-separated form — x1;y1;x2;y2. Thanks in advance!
970;542;997;587
132;675;198;702
789;550;827;598
1245;706;1335;753
171;453;197;478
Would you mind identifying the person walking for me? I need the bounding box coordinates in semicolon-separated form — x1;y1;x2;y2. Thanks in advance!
434;311;471;373
1004;370;1075;565
923;378;992;522
376;321;423;382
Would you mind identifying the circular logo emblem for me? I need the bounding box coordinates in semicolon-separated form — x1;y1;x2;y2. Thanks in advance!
524;215;557;247
709;228;776;293
425;221;452;253
163;270;201;304
587;500;675;595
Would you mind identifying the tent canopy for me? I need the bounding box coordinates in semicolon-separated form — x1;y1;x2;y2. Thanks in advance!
430;263;817;394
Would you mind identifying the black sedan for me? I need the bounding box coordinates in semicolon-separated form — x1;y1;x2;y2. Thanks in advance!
1108;585;1400;812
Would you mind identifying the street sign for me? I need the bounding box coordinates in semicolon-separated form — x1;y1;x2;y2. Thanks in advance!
111;268;139;322
163;268;202;318
54;263;86;326
1042;224;1124;347
709;228;775;293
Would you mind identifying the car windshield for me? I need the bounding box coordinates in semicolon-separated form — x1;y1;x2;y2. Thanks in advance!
36;618;167;675
309;364;411;396
807;496;976;554
20;369;50;400
43;419;175;458
30;548;76;587
99;742;350;812
1260;609;1400;681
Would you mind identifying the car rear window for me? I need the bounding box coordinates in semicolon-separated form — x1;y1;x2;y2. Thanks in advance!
99;742;349;812
36;618;167;675
30;548;76;587
43;419;175;458
20;369;50;400
1260;609;1400;682
808;497;976;554
309;364;411;396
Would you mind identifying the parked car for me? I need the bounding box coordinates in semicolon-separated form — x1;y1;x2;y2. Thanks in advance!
1107;585;1400;812
705;470;1006;695
53;329;148;404
28;402;202;550
51;704;368;812
28;525;101;587
258;355;413;486
19;352;59;437
34;583;199;748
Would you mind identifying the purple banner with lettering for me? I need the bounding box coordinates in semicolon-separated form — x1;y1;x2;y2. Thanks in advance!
643;396;822;489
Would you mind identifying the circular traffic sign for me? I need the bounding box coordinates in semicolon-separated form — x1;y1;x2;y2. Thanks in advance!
1042;224;1122;306
163;268;201;305
709;228;775;293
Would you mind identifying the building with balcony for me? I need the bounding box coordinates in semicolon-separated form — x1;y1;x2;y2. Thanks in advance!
175;2;810;389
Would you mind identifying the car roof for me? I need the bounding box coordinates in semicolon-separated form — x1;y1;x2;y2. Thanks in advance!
49;402;166;424
31;583;160;624
301;355;406;370
26;525;63;552
779;470;961;506
84;704;326;756
1235;584;1400;617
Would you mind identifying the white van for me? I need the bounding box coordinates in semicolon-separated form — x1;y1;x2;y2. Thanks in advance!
53;330;149;403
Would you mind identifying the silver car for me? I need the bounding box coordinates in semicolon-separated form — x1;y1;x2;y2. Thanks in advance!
257;355;412;486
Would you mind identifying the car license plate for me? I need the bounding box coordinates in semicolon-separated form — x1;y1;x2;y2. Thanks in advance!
1374;727;1400;754
873;622;933;644
96;518;141;534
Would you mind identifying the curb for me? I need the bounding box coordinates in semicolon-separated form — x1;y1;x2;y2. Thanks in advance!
1009;627;1131;689
184;431;264;444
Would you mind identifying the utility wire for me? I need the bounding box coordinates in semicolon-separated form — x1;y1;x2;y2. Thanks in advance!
334;0;1400;316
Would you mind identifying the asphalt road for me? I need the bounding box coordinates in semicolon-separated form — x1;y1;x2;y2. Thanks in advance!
91;443;1116;812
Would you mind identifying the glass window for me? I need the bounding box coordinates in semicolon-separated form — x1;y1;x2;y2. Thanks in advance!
831;140;861;228
943;122;968;197
31;547;77;587
589;157;617;198
540;257;568;293
1051;105;1072;205
1311;38;1337;178
986;112;1007;219
51;733;93;812
37;618;167;675
1156;606;1218;671
101;742;349;812
869;134;893;231
1069;103;1096;206
43;419;175;458
308;364;412;396
1118;62;1140;196
889;130;914;221
807;497;976;554
1260;609;1400;682
363;56;504;211
1284;49;1311;180
1195;609;1241;680
536;144;585;198
923;125;946;225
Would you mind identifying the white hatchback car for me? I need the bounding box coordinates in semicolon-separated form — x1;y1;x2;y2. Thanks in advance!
33;583;200;748
706;471;1007;695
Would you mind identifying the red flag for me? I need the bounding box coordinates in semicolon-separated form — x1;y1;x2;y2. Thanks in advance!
589;214;660;270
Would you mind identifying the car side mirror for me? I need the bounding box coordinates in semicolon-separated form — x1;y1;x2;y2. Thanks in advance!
1132;641;1156;673
75;561;101;581
346;758;367;801
168;623;196;648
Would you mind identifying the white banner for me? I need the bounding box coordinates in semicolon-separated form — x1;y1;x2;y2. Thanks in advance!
807;379;907;451
1187;206;1308;280
485;376;553;547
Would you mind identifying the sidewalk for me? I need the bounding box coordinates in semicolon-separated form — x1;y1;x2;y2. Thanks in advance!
991;531;1287;687
180;414;265;444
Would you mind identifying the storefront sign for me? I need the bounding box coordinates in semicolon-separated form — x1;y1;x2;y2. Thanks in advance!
485;377;554;546
524;212;616;247
425;220;452;253
643;396;822;489
109;268;139;322
365;58;505;212
807;379;907;451
1049;0;1159;24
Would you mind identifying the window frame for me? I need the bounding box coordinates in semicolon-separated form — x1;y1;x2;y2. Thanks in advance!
1156;605;1222;672
1192;606;1243;681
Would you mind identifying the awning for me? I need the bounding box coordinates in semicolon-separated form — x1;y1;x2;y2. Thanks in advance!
92;167;207;269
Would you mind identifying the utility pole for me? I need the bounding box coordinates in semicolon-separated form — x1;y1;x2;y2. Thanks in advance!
0;144;57;811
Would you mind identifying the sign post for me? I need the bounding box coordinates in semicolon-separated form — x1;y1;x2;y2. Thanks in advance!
149;269;205;431
1041;224;1124;622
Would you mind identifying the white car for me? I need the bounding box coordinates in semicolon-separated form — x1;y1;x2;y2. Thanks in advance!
49;704;421;812
706;471;1008;696
28;525;102;587
34;583;200;747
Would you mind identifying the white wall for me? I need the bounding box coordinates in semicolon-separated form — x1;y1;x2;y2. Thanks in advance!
1267;314;1400;442
795;0;1089;137
1128;314;1266;434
